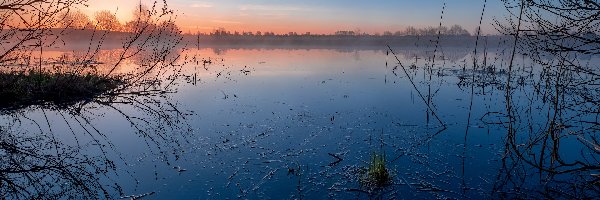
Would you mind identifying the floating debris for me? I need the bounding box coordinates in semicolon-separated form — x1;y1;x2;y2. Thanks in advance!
174;166;187;172
120;192;155;200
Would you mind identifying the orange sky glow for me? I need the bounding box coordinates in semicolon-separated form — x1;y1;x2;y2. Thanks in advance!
82;0;504;35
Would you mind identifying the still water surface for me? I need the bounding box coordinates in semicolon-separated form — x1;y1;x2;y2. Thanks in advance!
2;45;599;199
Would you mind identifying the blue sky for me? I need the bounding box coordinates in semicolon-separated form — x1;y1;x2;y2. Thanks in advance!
87;0;508;34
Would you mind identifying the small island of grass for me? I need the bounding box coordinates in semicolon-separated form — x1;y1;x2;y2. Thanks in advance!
360;152;392;190
0;70;124;111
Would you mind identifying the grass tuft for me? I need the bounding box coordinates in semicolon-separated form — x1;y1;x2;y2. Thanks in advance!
360;151;392;189
0;70;124;110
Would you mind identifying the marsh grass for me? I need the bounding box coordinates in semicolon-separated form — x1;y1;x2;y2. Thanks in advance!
0;70;124;110
360;152;392;189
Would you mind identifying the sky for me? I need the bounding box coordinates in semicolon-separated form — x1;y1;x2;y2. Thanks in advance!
83;0;508;35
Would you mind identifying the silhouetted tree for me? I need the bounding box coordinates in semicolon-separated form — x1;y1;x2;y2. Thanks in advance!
124;3;155;33
401;25;469;36
1;1;186;199
489;1;600;197
448;24;470;36
405;26;419;35
211;27;227;36
498;0;599;56
59;10;93;29
0;0;88;65
94;10;121;31
132;3;152;22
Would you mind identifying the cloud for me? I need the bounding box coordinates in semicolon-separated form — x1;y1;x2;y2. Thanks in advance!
239;4;319;12
211;20;242;24
238;4;326;18
257;13;289;17
191;2;213;8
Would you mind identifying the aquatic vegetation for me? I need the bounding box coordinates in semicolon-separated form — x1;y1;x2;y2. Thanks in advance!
0;70;123;110
360;152;392;189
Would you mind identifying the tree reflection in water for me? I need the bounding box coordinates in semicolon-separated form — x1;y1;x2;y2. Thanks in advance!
0;81;192;199
382;2;599;196
0;1;193;199
491;0;600;198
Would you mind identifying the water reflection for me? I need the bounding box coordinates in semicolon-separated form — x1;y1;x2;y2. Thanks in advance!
0;40;192;199
1;44;599;199
489;49;600;198
397;38;600;198
0;114;116;199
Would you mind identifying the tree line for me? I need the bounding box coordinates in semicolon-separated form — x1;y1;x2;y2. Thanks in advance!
196;24;472;37
337;25;471;36
58;3;180;34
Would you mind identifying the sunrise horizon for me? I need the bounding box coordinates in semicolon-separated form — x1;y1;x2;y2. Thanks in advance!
80;0;506;35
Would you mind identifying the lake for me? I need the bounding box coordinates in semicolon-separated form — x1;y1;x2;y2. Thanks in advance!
2;43;600;199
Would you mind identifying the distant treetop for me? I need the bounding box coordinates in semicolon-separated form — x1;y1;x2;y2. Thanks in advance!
198;25;472;37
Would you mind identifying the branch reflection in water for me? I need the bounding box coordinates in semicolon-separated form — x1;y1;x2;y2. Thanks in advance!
0;1;197;199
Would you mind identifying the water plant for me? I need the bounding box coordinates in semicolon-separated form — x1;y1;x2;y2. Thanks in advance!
360;152;391;189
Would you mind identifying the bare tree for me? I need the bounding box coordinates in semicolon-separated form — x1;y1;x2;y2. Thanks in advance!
405;26;418;36
59;9;92;29
1;0;187;199
448;24;470;36
124;3;154;33
486;0;600;197
497;0;599;56
0;0;88;66
402;25;469;36
94;10;121;31
107;2;182;79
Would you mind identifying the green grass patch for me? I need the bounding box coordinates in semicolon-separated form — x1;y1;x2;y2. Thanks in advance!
360;152;392;189
0;70;124;110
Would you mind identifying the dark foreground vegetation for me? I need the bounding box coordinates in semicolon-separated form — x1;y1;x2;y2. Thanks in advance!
1;1;185;198
0;70;123;110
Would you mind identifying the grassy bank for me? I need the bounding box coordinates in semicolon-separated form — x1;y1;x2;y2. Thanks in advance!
0;70;123;110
